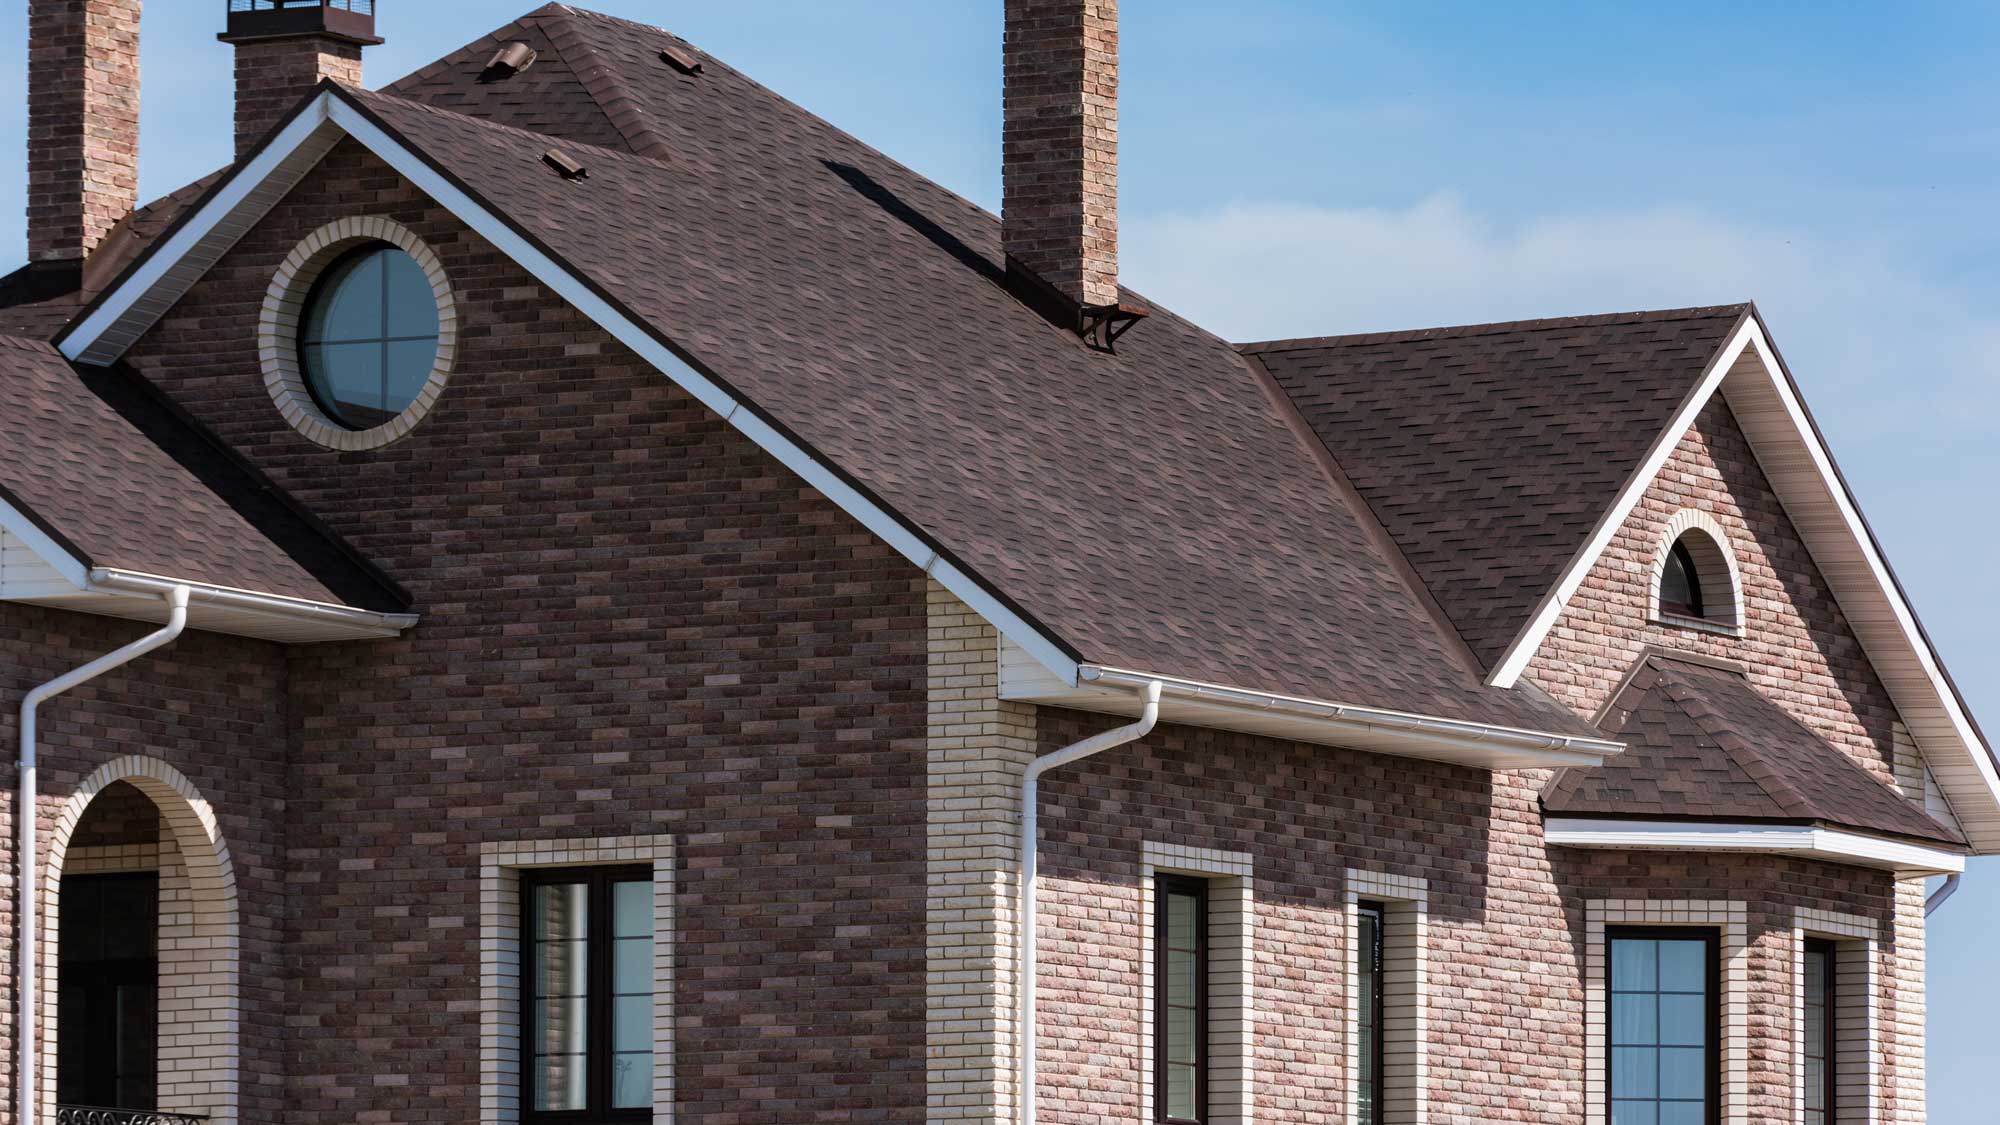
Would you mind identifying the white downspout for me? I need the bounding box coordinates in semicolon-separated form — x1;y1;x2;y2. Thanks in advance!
1925;872;1961;915
1018;678;1162;1125
17;585;189;1125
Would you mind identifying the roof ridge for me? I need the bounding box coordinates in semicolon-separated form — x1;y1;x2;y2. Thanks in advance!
529;6;675;160
360;85;671;169
1237;303;1751;355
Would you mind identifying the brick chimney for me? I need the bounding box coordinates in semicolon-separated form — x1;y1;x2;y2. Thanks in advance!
218;1;382;159
1002;0;1120;312
25;0;142;267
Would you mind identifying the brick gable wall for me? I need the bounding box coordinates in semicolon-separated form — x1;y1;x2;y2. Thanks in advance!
115;139;932;1124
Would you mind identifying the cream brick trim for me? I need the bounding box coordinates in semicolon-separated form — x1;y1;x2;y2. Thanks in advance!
1139;842;1254;1125
925;584;1037;1124
64;842;162;874
1585;899;1748;1125
47;755;240;1125
259;215;458;450
1345;870;1427;1125
1649;509;1746;635
1791;908;1879;1124
479;835;676;1125
1887;881;1926;1123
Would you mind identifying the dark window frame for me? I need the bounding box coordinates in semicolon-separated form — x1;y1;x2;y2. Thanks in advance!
1355;900;1387;1125
1804;938;1838;1125
1154;874;1209;1125
1606;926;1721;1125
521;865;655;1125
1659;537;1708;620
297;241;439;431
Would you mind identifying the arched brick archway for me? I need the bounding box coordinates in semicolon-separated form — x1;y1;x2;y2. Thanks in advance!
43;756;240;1125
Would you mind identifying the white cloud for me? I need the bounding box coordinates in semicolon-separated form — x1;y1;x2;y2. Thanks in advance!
1122;194;2000;430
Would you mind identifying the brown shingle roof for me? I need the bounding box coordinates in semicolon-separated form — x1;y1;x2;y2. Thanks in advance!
1243;307;1749;669
0;335;408;612
1544;652;1963;846
330;8;1604;737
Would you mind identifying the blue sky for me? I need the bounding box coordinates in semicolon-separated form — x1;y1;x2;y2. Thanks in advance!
3;0;1997;1113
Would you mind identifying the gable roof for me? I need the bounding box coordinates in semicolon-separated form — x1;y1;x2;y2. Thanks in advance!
1242;306;1749;668
1548;652;1962;847
52;10;1614;750
0;334;411;633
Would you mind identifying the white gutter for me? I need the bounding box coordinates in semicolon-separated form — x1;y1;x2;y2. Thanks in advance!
1079;665;1624;764
17;584;190;1125
1018;679;1162;1125
88;568;419;637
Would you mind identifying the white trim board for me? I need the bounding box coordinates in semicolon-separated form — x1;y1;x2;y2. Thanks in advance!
1545;817;1965;878
1487;314;2000;852
56;87;1083;688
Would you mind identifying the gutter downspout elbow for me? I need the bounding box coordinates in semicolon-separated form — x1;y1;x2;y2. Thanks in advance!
18;585;190;1125
1018;678;1162;1125
1926;871;1961;916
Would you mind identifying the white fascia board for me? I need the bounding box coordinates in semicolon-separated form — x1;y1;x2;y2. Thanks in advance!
1737;328;2000;807
0;494;90;591
53;90;1081;685
1486;313;1755;689
60;97;342;365
1078;664;1625;767
1544;817;1966;877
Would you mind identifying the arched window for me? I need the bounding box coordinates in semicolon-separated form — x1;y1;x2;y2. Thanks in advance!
1651;513;1743;633
1658;538;1705;619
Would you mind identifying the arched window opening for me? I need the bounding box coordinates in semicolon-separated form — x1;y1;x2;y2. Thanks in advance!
1659;538;1705;619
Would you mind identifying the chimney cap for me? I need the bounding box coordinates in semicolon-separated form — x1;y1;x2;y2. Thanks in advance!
219;1;384;47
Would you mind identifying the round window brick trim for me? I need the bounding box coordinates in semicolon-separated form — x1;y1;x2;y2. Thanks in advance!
260;216;458;450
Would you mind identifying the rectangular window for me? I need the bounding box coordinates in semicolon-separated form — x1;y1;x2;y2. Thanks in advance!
1155;875;1208;1124
1355;901;1384;1125
1609;929;1718;1125
1803;940;1835;1125
523;866;655;1122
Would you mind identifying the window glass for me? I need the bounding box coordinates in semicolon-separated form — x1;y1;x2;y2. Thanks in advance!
1355;902;1384;1125
1659;539;1706;618
299;244;440;430
1803;942;1834;1125
1157;877;1206;1123
525;868;654;1120
1610;935;1712;1125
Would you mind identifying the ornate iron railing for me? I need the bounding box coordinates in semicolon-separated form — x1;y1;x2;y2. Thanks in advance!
55;1107;209;1125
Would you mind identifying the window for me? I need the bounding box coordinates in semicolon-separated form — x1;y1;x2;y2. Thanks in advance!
1609;929;1717;1125
299;243;441;430
1156;875;1208;1124
1354;901;1385;1125
523;866;655;1122
1659;539;1705;619
1802;940;1835;1125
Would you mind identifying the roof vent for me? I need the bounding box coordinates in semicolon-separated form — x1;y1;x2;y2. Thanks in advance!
482;41;539;81
542;149;588;181
659;45;703;75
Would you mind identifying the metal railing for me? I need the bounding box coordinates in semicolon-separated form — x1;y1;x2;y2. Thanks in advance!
229;1;373;14
56;1107;210;1125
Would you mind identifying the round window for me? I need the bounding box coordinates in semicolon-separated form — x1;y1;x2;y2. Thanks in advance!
297;244;442;430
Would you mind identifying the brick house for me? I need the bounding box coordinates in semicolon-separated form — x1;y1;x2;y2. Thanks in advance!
0;2;1992;1124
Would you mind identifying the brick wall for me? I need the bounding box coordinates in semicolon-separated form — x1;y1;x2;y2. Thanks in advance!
122;138;933;1124
0;602;290;1125
229;37;364;158
25;0;141;263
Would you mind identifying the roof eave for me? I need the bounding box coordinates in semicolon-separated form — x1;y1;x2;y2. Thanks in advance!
1000;653;1624;770
1545;815;1965;879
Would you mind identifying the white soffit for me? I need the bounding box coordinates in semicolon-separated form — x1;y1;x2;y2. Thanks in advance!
55;88;1083;688
1485;315;2000;853
1544;817;1965;879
